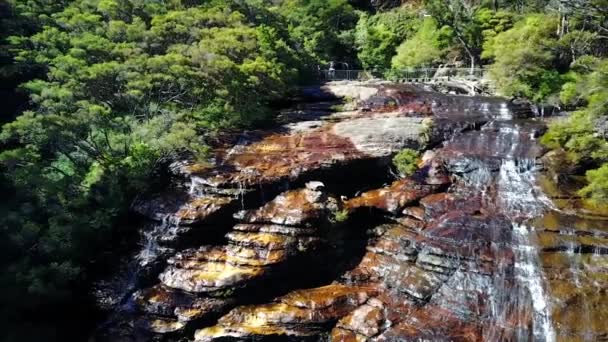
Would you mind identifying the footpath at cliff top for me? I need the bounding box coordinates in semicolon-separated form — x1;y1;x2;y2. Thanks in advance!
94;81;608;342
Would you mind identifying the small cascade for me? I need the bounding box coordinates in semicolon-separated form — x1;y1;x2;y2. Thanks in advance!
496;159;545;217
136;215;181;268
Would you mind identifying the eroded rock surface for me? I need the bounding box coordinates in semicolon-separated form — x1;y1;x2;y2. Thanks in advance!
345;178;438;214
114;184;338;338
194;284;377;341
95;82;607;342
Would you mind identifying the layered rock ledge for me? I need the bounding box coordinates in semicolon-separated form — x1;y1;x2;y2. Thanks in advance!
94;82;608;342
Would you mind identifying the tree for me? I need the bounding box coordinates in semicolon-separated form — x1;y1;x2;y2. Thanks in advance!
580;163;608;205
483;14;562;102
0;1;301;340
391;17;450;69
279;0;359;65
354;6;421;70
541;57;608;204
424;0;484;71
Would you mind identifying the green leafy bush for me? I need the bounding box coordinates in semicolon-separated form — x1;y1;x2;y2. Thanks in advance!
580;164;608;205
393;148;420;177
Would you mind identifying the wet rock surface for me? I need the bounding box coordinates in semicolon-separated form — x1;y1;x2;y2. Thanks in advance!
345;178;439;214
194;284;377;341
94;81;608;342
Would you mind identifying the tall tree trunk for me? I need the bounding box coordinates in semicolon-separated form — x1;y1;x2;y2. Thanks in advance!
455;32;476;74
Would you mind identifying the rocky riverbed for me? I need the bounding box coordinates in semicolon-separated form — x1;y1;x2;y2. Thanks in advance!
93;81;608;342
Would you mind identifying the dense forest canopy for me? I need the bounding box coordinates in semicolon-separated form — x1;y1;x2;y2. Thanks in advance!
0;0;606;340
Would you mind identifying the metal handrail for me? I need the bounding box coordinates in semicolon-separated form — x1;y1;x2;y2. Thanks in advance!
319;68;487;81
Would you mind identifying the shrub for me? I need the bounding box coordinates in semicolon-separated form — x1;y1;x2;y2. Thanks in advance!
332;208;350;223
393;148;420;177
579;164;608;205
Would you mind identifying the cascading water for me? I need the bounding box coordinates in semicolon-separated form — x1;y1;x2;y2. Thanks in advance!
92;84;607;341
136;214;180;267
440;97;558;340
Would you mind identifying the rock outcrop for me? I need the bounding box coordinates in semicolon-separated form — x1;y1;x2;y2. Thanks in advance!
95;81;607;342
194;284;377;341
117;184;340;338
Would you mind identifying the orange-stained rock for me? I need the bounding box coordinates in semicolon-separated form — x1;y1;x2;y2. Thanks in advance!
374;304;483;342
232;223;317;236
132;284;236;332
343;250;399;283
533;211;608;341
366;225;418;261
280;284;377;309
346;179;437;214
175;196;235;224
182;103;426;188
418;155;451;186
225;231;321;251
100;84;564;342
419;191;452;208
398;264;448;301
194;284;377;341
156;186;335;294
159;256;266;293
392;216;426;230
331;328;366;342
334;299;385;337
224;245;291;267
402;206;426;221
189;125;366;188
234;187;339;226
132;191;237;226
139;317;186;334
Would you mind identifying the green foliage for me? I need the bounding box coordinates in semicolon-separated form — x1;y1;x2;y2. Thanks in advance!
0;0;302;340
542;112;608;163
542;57;608;203
392;148;421;177
354;6;421;70
420;118;435;147
476;8;514;52
332;208;350;223
423;0;484;68
484;14;562;102
278;0;358;64
579;164;608;205
391;17;451;70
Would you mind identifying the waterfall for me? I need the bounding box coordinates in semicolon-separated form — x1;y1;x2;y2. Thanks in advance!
136;215;180;267
444;101;557;340
496;147;556;341
512;223;556;342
